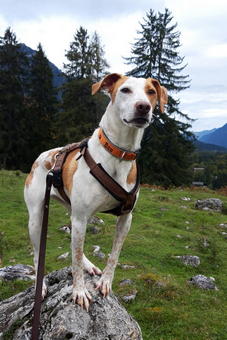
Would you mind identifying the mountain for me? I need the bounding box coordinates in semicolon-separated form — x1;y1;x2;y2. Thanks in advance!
194;128;217;139
199;123;227;148
194;140;227;152
19;43;65;89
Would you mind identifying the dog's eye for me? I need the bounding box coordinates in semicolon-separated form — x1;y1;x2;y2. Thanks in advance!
147;89;156;95
120;87;131;94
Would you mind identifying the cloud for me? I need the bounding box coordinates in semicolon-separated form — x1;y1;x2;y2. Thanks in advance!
1;0;226;131
1;0;162;22
205;44;227;58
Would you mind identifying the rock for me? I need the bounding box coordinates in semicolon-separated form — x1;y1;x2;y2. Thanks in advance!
119;279;133;286
176;234;183;239
92;245;105;259
0;267;143;339
118;264;136;270
202;238;209;248
88;216;104;225
219;223;227;228
122;291;137;303
195;198;223;212
57;252;69;260
188;274;218;290
59;224;71;234
87;226;101;234
176;255;200;267
0;264;35;281
220;232;227;238
160;207;169;211
181;197;191;201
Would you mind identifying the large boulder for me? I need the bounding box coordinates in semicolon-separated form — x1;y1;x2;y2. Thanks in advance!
0;267;142;340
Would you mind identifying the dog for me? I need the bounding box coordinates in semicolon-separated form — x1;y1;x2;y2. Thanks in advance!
24;73;167;311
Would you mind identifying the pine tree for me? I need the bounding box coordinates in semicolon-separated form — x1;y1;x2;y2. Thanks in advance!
89;32;109;81
57;27;109;145
125;9;194;186
0;27;29;170
64;26;91;79
26;43;57;161
56;78;108;145
64;27;109;81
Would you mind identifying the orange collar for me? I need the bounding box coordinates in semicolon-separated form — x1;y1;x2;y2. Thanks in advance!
98;128;138;161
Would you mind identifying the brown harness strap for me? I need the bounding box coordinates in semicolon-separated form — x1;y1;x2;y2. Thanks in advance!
81;146;140;216
52;139;140;215
51;141;88;204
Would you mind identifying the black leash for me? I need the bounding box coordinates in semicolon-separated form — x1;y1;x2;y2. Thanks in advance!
31;171;53;339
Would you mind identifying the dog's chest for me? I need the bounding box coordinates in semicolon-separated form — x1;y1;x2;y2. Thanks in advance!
71;156;137;214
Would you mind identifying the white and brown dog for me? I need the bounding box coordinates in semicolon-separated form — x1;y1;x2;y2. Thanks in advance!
24;73;167;311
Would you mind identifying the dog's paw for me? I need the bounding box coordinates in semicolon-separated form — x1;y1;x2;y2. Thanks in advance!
72;287;92;312
83;256;102;276
96;276;112;297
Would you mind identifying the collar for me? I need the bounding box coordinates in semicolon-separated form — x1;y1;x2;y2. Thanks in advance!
98;128;139;161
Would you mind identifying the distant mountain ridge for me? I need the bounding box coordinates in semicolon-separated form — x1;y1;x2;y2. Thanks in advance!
196;123;227;149
194;140;227;152
19;43;65;89
194;128;217;139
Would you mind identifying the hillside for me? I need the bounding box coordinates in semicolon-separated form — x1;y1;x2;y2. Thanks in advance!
194;139;227;152
198;123;227;148
0;170;227;339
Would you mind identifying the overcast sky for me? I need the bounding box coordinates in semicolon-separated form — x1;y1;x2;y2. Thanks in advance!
1;0;227;131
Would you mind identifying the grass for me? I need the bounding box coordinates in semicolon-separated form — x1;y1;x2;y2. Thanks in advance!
0;170;227;339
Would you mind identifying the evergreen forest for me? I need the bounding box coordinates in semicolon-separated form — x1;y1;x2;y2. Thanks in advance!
0;9;226;188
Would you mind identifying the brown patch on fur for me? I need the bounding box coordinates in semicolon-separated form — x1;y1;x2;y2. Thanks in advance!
62;149;80;193
110;76;128;102
25;161;39;187
127;161;137;185
146;78;168;113
91;73;128;102
144;78;158;108
44;160;52;170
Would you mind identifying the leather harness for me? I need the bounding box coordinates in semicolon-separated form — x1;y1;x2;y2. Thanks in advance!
31;129;140;339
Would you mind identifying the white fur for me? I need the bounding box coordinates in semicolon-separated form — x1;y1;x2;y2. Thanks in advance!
24;76;155;311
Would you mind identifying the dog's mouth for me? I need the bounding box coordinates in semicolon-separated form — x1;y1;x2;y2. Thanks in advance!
123;117;149;127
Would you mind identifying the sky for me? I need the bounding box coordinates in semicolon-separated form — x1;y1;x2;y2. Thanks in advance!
0;0;227;132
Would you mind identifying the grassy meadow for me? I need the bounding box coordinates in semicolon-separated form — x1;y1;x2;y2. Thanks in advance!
0;170;227;340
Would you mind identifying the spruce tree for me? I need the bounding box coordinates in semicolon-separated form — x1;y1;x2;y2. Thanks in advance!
26;43;57;162
64;26;91;79
57;27;109;144
89;32;109;81
64;27;109;81
0;27;29;170
125;9;194;186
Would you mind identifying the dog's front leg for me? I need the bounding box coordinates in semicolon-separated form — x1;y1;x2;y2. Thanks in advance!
96;213;132;296
71;216;92;311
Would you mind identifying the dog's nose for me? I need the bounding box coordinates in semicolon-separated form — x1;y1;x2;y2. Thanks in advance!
135;101;151;115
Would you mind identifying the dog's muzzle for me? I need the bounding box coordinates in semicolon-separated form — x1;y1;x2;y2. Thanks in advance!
123;101;151;127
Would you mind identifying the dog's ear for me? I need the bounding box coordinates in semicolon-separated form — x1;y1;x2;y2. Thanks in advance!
92;73;123;95
151;79;168;113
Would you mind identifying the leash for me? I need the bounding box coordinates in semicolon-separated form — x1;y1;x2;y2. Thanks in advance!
31;171;53;340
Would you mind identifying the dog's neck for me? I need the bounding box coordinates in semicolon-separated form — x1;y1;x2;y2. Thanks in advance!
99;103;145;152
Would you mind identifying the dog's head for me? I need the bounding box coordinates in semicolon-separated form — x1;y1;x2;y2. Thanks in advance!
92;73;168;128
